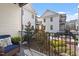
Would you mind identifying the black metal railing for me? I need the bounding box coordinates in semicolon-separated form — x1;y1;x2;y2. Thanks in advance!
25;31;77;56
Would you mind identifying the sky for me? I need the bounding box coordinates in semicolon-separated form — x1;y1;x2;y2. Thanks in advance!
32;3;78;21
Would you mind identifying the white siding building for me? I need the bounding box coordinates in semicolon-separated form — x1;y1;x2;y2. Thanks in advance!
37;10;66;33
23;4;36;30
0;3;36;36
66;20;77;31
0;4;21;36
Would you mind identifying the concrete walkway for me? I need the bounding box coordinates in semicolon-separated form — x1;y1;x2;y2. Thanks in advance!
17;47;46;56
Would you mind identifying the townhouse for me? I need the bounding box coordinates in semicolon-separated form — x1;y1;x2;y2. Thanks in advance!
0;4;21;36
0;3;67;36
0;3;36;36
37;10;66;33
22;4;36;30
66;20;77;31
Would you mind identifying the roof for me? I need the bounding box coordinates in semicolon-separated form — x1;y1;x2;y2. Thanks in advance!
66;19;77;24
41;9;59;17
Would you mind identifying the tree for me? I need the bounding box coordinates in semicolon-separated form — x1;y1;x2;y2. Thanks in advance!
24;21;34;45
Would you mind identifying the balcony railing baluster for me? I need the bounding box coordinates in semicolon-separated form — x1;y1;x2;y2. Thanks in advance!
26;32;77;56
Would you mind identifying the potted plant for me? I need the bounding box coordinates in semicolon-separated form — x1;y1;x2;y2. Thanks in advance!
11;36;21;45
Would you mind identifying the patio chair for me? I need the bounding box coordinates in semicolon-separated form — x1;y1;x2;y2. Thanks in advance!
0;35;20;56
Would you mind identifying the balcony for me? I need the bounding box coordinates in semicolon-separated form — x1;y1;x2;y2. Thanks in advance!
22;31;78;56
36;21;42;25
59;21;65;25
0;28;78;56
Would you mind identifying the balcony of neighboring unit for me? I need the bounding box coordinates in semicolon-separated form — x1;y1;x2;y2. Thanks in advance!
59;29;65;32
59;21;65;25
60;14;66;18
36;21;42;25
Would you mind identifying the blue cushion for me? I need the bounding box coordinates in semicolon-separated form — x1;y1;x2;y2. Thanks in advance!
4;45;19;53
0;35;11;39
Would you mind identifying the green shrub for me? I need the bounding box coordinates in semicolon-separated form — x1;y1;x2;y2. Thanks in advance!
11;36;21;44
53;46;67;53
50;40;67;54
50;40;66;47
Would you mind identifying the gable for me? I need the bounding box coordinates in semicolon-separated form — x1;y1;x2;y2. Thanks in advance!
41;10;59;17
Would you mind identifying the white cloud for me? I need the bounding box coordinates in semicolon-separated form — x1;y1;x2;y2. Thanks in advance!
66;13;78;21
37;15;40;17
58;12;66;14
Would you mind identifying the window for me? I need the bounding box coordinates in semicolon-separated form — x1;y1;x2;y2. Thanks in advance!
50;17;53;22
43;26;46;30
32;26;34;30
50;25;53;30
32;14;34;19
44;19;46;22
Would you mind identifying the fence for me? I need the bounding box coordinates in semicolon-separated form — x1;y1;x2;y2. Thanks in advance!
25;31;77;56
